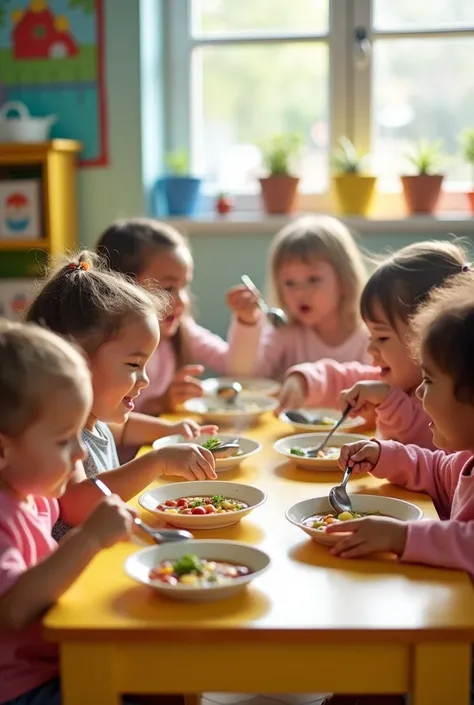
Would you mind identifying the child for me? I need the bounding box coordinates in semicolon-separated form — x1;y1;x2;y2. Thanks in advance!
96;218;250;414
26;252;217;539
278;241;468;449
226;215;370;380
0;321;136;705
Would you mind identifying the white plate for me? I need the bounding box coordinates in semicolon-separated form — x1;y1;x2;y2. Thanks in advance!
279;408;366;433
185;394;278;426
138;481;266;530
273;432;369;470
286;494;423;547
124;540;270;602
152;433;261;472
202;377;281;397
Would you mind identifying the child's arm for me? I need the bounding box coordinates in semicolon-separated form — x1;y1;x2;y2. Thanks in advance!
401;515;474;574
0;497;131;630
108;413;217;447
375;389;436;449
58;444;216;527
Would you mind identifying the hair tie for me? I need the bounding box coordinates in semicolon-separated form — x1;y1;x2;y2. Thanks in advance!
68;262;89;272
462;264;471;272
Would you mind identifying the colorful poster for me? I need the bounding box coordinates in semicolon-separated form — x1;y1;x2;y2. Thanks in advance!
0;0;107;166
0;179;42;239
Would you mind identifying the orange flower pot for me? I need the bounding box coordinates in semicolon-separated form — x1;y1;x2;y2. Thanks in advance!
259;176;299;215
467;191;474;214
401;174;444;215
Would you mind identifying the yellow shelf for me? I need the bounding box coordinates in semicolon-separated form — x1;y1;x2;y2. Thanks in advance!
0;238;50;251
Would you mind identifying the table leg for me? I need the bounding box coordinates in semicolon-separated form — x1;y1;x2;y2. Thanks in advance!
60;643;120;705
412;643;472;705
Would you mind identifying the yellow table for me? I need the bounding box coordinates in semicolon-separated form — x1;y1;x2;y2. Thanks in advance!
44;415;474;705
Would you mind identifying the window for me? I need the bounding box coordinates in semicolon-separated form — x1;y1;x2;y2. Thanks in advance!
164;0;474;212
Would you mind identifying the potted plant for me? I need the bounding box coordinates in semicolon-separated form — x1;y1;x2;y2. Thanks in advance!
459;128;474;214
401;140;445;215
160;149;202;216
332;137;376;216
258;132;302;214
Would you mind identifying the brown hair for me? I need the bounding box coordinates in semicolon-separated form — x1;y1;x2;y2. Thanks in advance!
411;272;474;402
360;240;468;328
96;218;192;365
26;250;169;354
0;320;90;436
267;215;367;329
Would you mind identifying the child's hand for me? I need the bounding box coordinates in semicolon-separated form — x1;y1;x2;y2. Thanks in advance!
340;381;391;416
154;444;217;480
276;373;308;415
326;516;408;558
227;284;261;325
168;419;218;439
83;495;134;549
338;440;381;474
166;365;204;409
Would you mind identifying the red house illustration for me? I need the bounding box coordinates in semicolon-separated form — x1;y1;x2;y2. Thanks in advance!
11;0;79;60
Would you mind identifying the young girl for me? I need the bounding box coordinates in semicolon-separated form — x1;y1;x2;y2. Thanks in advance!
0;321;136;705
96;218;249;414
226;215;370;380
26;252;216;539
278;240;468;449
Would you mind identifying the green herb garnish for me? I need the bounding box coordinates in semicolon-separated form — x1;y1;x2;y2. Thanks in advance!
188;499;205;508
202;437;222;450
173;555;203;576
210;494;225;506
290;447;306;457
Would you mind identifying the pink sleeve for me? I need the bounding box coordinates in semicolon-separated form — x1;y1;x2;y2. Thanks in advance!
376;389;436;449
225;317;264;377
187;320;230;375
402;518;474;575
0;529;26;598
224;317;288;379
289;359;380;408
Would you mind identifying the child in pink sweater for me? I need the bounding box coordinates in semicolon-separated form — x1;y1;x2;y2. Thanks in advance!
97;219;249;414
226;215;371;380
279;241;469;449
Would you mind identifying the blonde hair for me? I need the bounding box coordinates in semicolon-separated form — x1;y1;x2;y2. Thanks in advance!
267;215;366;329
0;320;90;436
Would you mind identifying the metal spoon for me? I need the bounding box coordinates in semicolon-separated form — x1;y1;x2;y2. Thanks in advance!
216;381;242;405
89;477;193;544
328;464;353;514
207;439;241;455
296;405;351;458
241;274;288;329
284;409;322;425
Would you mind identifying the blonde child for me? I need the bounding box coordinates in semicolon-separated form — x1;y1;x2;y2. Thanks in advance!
278;241;468;449
226;215;370;380
0;322;136;705
97;218;249;414
26;252;216;539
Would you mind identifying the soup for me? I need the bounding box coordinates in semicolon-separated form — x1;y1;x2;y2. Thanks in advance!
155;494;248;515
303;510;382;530
290;446;340;460
149;554;250;586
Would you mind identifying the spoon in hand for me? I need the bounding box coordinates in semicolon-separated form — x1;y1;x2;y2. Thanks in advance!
297;404;352;458
241;275;288;329
328;464;353;514
216;381;242;406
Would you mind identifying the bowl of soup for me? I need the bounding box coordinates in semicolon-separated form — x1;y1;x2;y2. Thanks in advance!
279;408;366;433
273;432;369;470
202;377;280;397
139;481;266;530
184;394;278;426
286;494;423;546
152;434;261;472
124;539;271;602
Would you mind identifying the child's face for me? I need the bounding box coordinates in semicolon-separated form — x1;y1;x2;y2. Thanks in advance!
137;247;193;339
0;383;91;499
417;347;474;452
366;303;421;391
277;257;343;328
89;313;160;428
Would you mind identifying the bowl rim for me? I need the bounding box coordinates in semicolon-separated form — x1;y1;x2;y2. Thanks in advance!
152;433;262;459
273;431;369;458
279;408;366;428
202;376;281;395
184;394;279;416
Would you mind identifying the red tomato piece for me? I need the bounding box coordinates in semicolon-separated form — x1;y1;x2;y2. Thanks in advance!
165;499;177;507
182;509;193;515
159;575;178;585
176;498;188;507
156;504;166;511
191;506;206;515
204;504;216;514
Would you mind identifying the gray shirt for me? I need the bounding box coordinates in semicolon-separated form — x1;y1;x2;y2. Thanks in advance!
52;421;120;541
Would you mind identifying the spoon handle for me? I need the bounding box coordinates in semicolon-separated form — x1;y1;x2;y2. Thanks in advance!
341;463;353;488
316;404;352;454
241;275;268;314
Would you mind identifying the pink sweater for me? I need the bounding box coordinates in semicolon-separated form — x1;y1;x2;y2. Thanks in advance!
373;442;474;577
291;359;435;449
227;318;371;381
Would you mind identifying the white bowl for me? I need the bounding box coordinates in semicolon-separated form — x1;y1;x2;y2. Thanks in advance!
202;377;281;397
138;481;266;530
279;408;366;433
124;539;270;602
152;434;261;472
286;494;423;547
184;394;278;426
273;432;368;470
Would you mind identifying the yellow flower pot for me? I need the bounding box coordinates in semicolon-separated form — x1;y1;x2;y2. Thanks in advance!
333;174;377;216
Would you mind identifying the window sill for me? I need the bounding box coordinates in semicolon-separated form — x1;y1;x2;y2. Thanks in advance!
164;211;474;235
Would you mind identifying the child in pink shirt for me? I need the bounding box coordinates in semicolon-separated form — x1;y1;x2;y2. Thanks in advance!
278;240;469;449
97;219;249;415
0;322;135;705
226;215;371;380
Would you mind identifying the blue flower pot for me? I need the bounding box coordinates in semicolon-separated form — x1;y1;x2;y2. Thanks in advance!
159;176;202;216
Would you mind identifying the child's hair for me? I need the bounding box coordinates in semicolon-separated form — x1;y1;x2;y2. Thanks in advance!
267;215;367;328
26;250;168;354
411;272;474;402
361;240;468;328
96;218;192;365
0;320;90;436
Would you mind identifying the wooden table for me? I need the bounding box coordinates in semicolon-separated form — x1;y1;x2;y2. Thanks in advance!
44;414;474;705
